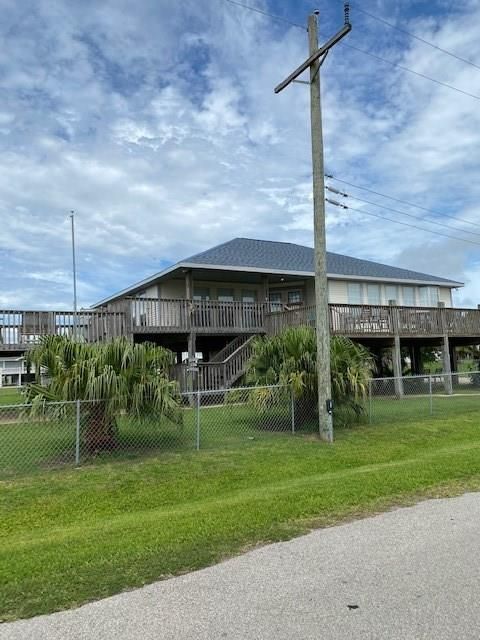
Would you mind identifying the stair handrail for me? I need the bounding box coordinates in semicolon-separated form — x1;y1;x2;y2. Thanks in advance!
222;335;256;364
223;335;256;387
209;334;250;363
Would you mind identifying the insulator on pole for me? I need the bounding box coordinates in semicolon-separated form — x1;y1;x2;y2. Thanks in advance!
344;2;350;26
325;185;348;197
326;197;348;209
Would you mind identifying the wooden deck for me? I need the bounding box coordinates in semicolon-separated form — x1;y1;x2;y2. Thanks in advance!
0;308;129;351
129;298;267;334
2;300;480;351
265;304;480;338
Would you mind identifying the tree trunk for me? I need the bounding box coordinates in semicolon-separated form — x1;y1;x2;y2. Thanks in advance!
83;404;119;453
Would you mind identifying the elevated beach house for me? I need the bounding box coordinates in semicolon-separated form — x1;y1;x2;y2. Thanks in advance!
1;237;475;390
91;237;465;388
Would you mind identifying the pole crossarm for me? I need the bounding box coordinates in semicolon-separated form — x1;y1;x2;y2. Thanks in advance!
274;23;351;94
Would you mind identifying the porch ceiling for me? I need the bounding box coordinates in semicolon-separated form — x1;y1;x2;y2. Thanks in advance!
169;267;307;285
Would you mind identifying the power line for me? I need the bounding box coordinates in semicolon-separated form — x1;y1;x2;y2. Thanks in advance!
224;0;480;79
328;202;480;248
341;42;480;102
327;187;480;238
343;2;480;72
326;174;480;229
222;0;480;102
221;0;305;30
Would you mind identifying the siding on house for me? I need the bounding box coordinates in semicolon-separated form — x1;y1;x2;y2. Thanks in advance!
325;280;453;307
159;279;185;299
439;287;453;306
123;277;454;308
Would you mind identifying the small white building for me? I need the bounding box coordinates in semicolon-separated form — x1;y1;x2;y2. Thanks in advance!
0;356;25;387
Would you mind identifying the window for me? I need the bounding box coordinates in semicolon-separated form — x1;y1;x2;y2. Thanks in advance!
269;291;283;311
193;287;210;301
217;288;234;302
287;290;303;305
367;284;381;305
419;286;439;307
347;283;363;304
385;285;398;304
241;290;257;303
402;286;416;306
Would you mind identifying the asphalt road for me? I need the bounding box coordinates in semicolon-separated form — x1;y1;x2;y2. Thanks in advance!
3;493;480;640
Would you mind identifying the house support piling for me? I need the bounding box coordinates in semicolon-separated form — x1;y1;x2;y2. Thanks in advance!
443;335;453;394
449;344;458;374
392;335;404;397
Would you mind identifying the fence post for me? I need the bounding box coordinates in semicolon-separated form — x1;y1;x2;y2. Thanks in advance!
75;400;81;465
429;375;433;416
291;386;295;434
368;378;372;424
195;391;201;451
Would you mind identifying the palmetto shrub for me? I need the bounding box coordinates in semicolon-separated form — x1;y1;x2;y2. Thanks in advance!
25;336;181;452
246;326;373;427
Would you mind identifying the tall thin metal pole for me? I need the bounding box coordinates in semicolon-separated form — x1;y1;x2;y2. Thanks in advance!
70;211;78;340
291;386;295;434
196;390;201;451
429;374;433;416
75;399;81;465
368;378;372;424
309;12;333;442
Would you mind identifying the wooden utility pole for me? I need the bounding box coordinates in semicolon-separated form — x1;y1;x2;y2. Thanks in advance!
308;13;332;442
275;7;351;442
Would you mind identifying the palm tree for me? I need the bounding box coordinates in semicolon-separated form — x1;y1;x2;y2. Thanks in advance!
26;336;181;452
246;326;373;424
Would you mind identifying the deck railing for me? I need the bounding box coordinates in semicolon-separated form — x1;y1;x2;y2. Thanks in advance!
129;298;268;333
2;302;480;350
0;308;128;349
265;304;480;338
130;300;480;338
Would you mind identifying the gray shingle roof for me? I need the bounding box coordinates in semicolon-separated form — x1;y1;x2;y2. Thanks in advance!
184;238;461;285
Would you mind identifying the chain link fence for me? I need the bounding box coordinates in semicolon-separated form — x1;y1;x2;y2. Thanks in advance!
182;385;294;451
369;371;480;424
0;385;310;478
3;372;476;477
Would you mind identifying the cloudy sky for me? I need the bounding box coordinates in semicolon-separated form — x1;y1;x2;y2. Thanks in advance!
1;0;480;309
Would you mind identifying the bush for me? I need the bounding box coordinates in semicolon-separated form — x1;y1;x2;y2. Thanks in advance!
246;327;373;426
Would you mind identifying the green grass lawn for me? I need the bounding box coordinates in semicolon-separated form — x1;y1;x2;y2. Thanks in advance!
3;408;480;622
2;387;480;478
0;387;23;406
370;390;480;423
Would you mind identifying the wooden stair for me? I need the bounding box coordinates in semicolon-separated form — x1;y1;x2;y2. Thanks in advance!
173;335;257;392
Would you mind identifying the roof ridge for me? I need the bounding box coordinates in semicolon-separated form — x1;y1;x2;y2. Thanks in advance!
190;237;405;265
235;236;312;248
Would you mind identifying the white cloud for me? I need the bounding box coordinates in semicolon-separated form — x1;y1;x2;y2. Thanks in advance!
0;0;479;308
